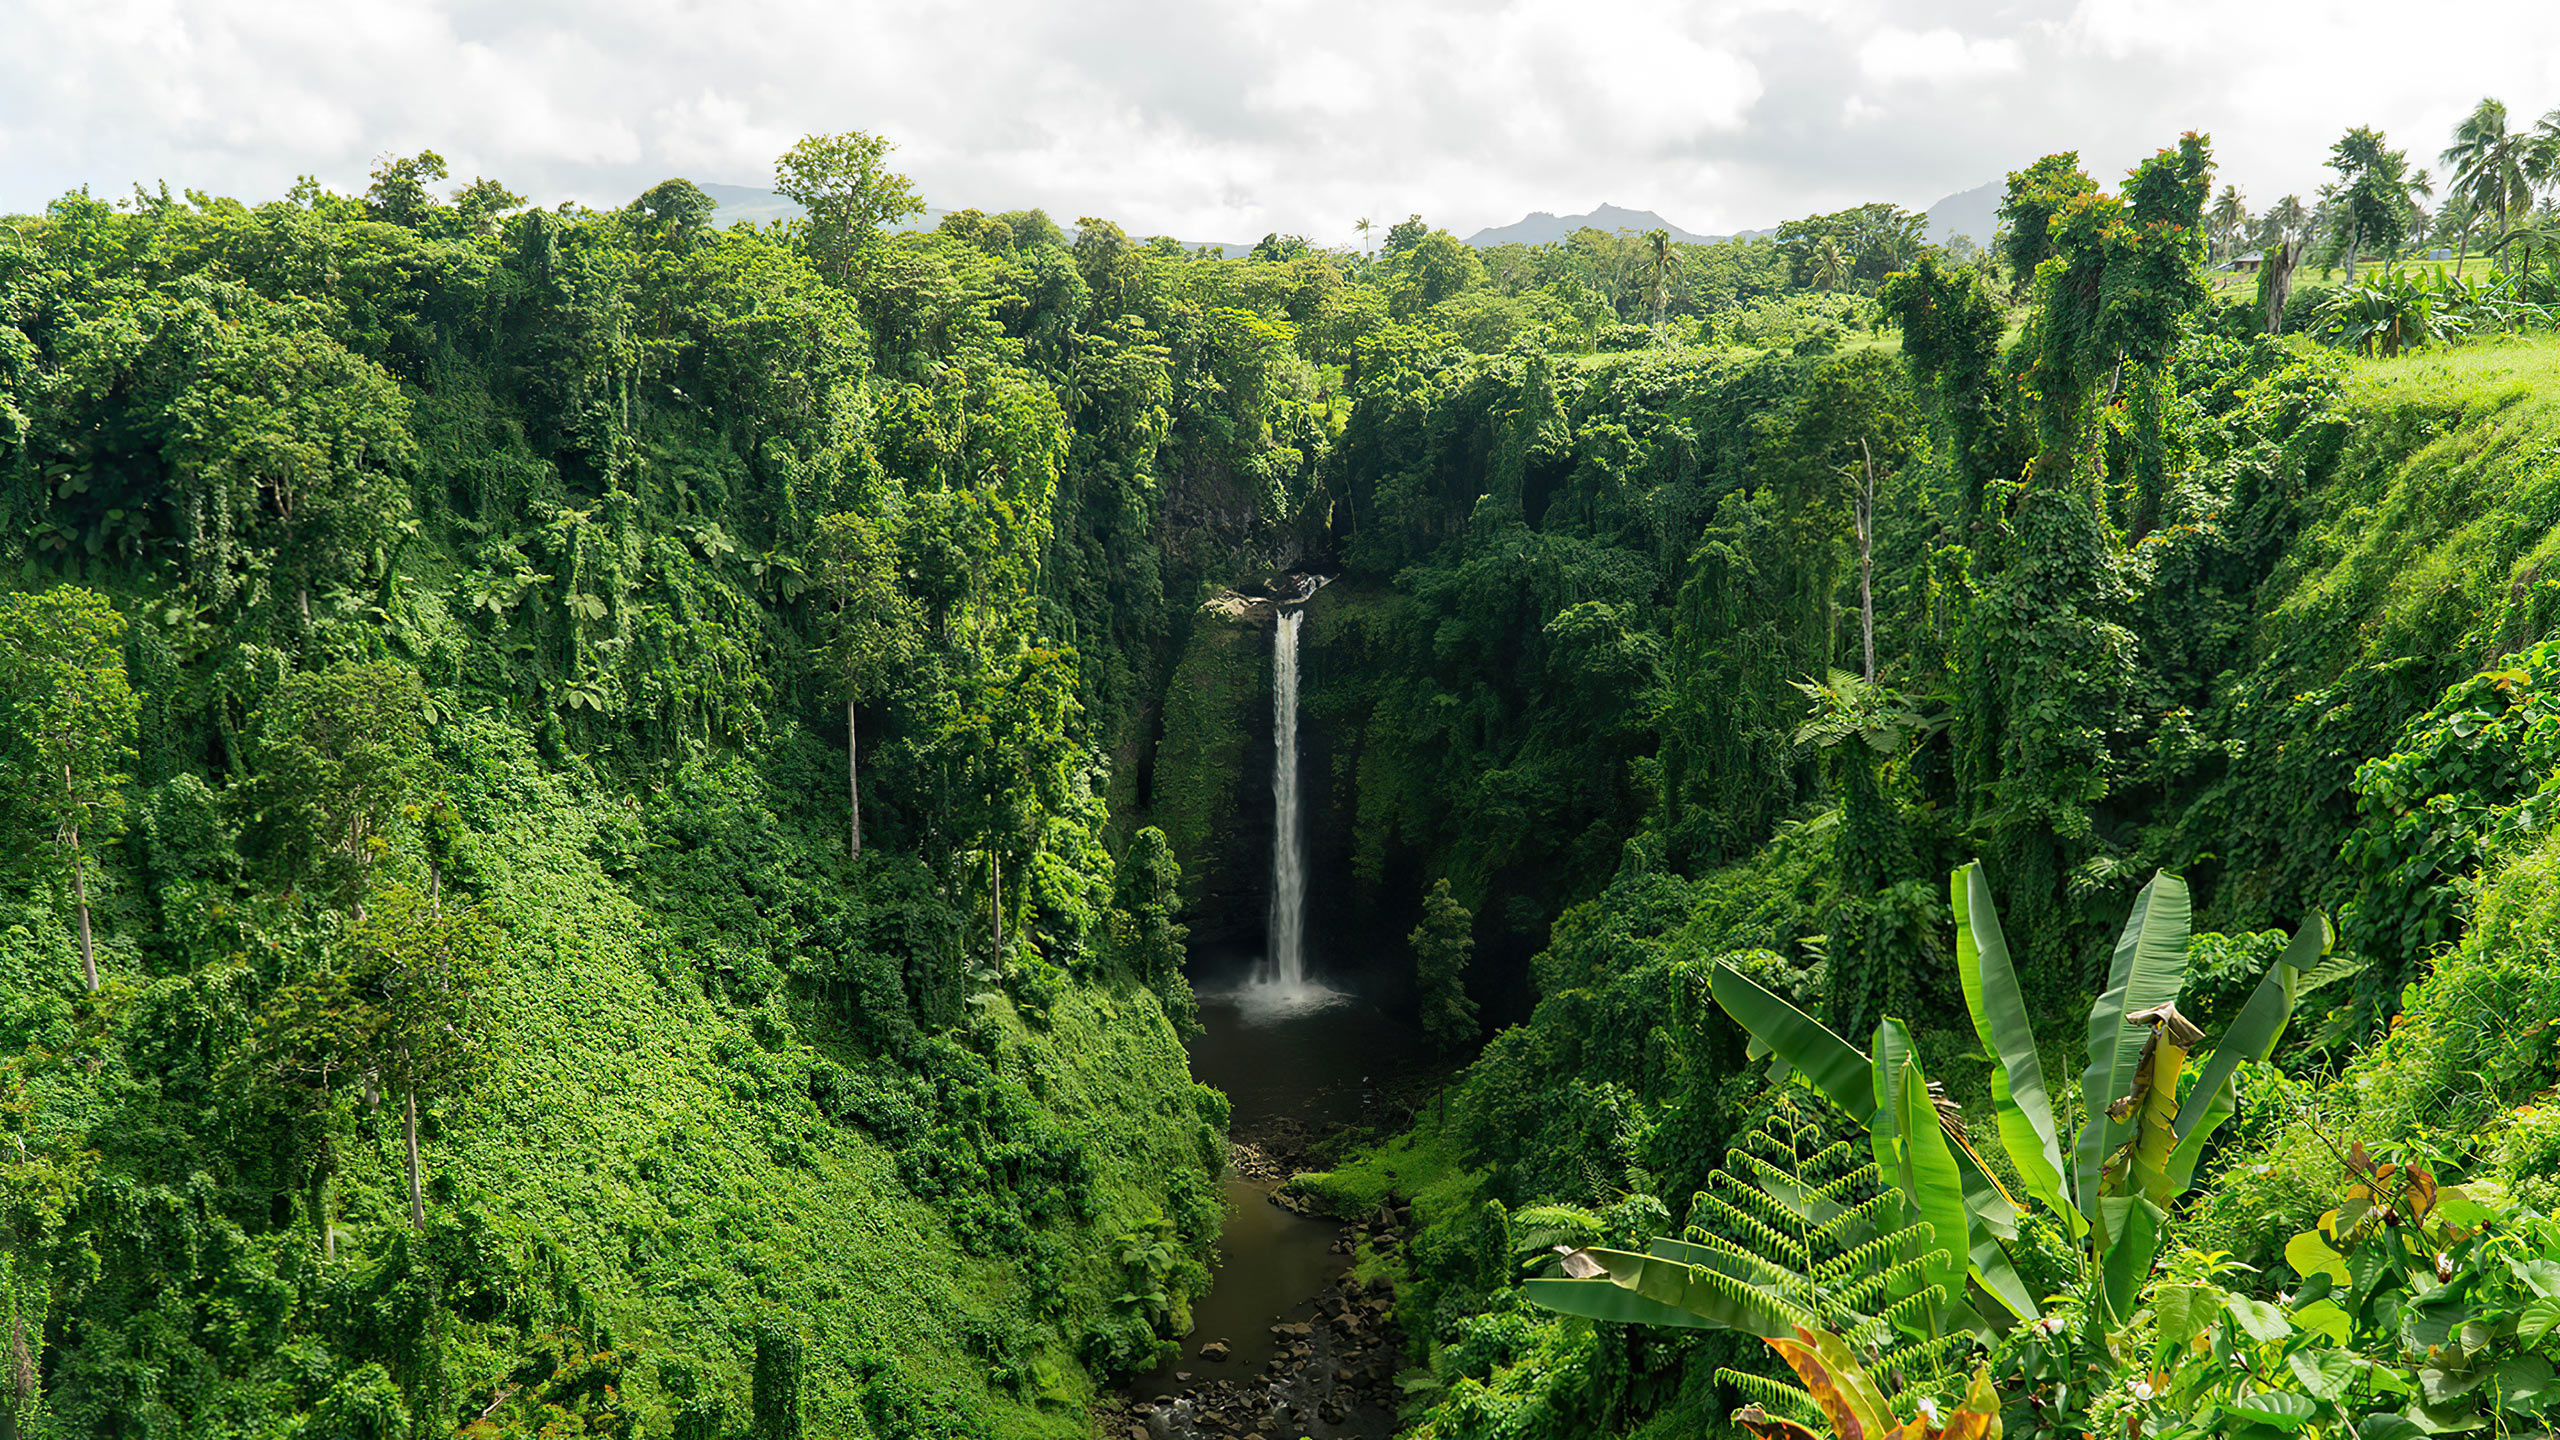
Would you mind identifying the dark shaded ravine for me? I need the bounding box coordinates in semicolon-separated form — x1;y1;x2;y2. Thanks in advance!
1111;981;1422;1439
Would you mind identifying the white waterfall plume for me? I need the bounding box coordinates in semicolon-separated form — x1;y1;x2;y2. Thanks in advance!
1239;602;1337;1018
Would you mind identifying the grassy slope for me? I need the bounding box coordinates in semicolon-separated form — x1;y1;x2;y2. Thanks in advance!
2269;337;2560;669
418;718;1216;1436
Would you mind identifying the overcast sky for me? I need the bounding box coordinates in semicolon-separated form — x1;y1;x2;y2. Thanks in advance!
6;0;2560;243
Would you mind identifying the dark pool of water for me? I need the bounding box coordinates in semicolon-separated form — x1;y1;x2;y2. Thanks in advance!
1185;984;1416;1135
1124;985;1420;1399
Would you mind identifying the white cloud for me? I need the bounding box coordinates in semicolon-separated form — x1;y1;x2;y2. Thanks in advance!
1857;27;2021;85
4;0;2560;242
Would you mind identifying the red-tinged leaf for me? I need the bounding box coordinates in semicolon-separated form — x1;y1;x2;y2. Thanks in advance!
1733;1406;1826;1440
1766;1329;1895;1440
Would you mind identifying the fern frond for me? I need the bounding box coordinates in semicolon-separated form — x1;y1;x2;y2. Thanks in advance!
1689;1261;1819;1333
1815;1223;1936;1285
1694;1192;1813;1267
1875;1287;1949;1337
1508;1203;1609;1254
1717;1368;1824;1427
1806;1190;1899;1249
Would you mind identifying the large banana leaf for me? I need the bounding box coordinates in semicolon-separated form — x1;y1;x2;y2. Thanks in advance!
1876;1021;2036;1322
1893;1048;1971;1307
2074;871;2191;1234
1952;862;2077;1234
2166;914;2329;1192
1967;1217;2040;1322
2100;1195;2166;1322
1868;1016;1915;1176
1525;1242;1797;1338
1715;969;2035;1320
1524;1275;1735;1330
1712;964;1875;1123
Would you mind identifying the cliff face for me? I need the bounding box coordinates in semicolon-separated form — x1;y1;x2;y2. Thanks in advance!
1137;602;1277;958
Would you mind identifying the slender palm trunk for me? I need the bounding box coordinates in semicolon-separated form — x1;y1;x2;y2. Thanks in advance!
1857;439;1877;683
403;1087;425;1231
847;701;861;860
67;810;96;993
313;1139;335;1263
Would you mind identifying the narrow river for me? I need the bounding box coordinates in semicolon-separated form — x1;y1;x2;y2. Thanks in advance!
1124;982;1419;1407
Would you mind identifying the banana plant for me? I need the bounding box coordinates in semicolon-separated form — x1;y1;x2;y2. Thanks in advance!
1714;864;2329;1327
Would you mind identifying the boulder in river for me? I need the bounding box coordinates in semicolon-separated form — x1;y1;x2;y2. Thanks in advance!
1200;1339;1232;1362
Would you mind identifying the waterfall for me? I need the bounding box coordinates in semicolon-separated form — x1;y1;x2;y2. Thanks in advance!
1243;603;1335;1016
1268;607;1307;988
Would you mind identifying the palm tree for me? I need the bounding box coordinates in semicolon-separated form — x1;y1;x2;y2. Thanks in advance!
1809;236;1851;292
1643;227;1679;340
2442;98;2533;274
2527;109;2560;208
2326;127;2428;279
2207;184;2250;264
1355;216;1373;259
2260;194;2311;252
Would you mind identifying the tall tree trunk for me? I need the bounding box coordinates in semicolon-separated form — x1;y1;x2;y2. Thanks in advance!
67;812;96;993
2265;241;2301;335
313;1141;335;1263
5;1306;34;1440
1857;439;1877;682
990;852;1002;956
403;1087;426;1231
847;702;861;860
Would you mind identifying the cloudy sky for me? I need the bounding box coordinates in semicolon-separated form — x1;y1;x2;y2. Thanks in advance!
6;0;2560;242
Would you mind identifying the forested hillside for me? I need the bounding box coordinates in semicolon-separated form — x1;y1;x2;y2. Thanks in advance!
9;112;2560;1440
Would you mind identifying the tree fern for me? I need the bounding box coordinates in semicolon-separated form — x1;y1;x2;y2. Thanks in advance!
1687;1094;1969;1414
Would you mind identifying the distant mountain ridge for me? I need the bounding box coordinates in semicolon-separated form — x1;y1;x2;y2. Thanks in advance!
1463;203;1742;248
1924;181;2001;246
693;183;2001;257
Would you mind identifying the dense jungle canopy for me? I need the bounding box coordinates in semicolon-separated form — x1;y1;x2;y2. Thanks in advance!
9;114;2560;1440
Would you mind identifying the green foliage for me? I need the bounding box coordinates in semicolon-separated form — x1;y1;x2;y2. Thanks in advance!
1775;205;1931;295
1108;827;1192;1031
18;118;2560;1440
2003;1167;2560;1440
0;585;136;990
1413;878;1480;1053
242;661;431;903
774;131;927;288
751;1319;805;1440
